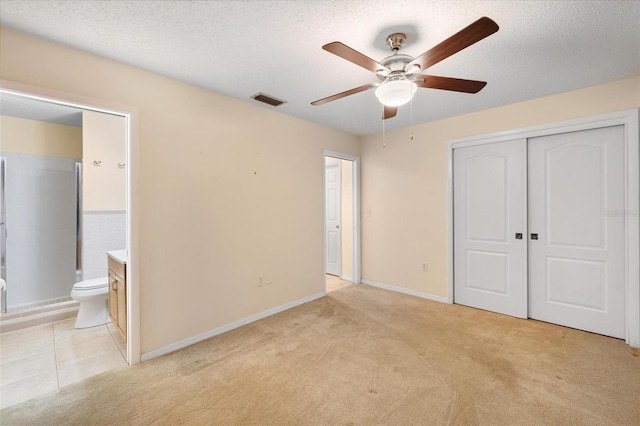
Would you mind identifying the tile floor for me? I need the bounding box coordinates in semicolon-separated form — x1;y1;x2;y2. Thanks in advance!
326;274;352;292
0;318;127;409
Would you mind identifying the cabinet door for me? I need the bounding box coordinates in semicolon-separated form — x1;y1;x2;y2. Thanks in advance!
108;272;118;324
116;277;127;339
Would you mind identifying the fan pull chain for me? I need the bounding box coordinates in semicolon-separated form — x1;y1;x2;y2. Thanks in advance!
410;92;414;141
382;105;386;148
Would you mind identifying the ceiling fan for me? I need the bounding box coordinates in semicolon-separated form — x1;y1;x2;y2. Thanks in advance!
311;17;499;120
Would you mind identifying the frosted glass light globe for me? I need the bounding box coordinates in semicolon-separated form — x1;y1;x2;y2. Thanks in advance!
375;80;417;107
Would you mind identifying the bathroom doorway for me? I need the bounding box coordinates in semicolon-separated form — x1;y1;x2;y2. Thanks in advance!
0;83;136;407
323;151;361;293
1;96;126;319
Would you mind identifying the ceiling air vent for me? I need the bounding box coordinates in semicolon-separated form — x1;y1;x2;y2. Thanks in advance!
252;93;286;107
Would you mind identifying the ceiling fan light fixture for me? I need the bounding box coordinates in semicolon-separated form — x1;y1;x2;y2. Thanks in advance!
375;79;417;107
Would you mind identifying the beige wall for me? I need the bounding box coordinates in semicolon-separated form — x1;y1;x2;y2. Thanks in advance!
360;76;640;299
0;115;82;158
0;26;360;354
340;159;353;280
82;111;127;211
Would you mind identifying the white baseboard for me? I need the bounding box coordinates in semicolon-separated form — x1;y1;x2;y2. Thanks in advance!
361;279;449;304
141;292;325;362
340;274;353;282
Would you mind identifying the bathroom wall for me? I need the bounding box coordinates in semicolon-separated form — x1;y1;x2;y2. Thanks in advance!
81;111;127;280
0;26;361;355
82;111;126;212
0;115;82;157
82;213;126;280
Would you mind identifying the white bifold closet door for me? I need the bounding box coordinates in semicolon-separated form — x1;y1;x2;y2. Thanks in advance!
454;126;626;339
453;139;527;318
528;126;625;339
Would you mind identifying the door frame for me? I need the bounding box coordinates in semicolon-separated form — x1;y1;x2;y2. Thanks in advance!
323;150;361;292
446;109;640;347
0;79;141;363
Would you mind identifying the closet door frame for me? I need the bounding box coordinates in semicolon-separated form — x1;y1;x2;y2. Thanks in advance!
446;109;640;347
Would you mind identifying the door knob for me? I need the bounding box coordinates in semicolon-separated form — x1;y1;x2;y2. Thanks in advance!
515;233;523;239
531;233;538;240
336;225;340;229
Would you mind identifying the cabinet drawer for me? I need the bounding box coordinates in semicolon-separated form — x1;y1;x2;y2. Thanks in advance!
108;256;126;279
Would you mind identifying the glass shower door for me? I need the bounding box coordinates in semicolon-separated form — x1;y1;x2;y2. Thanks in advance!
1;156;6;313
3;153;78;311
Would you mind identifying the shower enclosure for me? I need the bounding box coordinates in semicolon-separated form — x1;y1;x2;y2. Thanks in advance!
0;153;81;313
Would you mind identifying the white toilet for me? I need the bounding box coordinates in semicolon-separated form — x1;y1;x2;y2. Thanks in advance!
70;277;109;328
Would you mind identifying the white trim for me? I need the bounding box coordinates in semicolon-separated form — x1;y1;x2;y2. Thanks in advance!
361;279;449;304
448;109;639;148
340;275;353;282
446;146;454;304
447;109;640;347
624;109;639;347
0;79;141;362
323;150;361;288
141;292;325;362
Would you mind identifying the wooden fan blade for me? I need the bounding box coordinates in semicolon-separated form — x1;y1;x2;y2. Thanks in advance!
408;17;499;72
323;42;390;74
383;105;397;120
415;75;487;93
311;84;375;106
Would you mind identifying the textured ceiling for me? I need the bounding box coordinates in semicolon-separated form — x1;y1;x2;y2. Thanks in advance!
1;1;639;135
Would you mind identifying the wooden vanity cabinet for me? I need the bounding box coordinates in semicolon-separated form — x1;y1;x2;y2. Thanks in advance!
108;256;127;341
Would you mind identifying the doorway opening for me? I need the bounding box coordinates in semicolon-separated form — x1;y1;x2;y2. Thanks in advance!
0;82;137;408
323;151;361;293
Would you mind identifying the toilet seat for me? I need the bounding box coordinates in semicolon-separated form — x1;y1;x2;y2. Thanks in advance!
73;277;108;291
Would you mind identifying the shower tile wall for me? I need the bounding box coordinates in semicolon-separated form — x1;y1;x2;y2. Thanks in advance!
82;212;126;280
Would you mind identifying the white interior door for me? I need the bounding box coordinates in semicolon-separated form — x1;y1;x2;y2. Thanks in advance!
325;158;341;276
454;140;527;317
528;126;625;338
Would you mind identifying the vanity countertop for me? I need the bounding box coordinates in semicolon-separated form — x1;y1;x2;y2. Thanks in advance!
107;249;128;264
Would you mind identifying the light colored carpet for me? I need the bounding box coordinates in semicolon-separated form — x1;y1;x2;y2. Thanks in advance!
1;284;639;425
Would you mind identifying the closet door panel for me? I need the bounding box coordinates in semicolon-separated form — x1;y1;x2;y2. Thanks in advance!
453;140;527;317
528;126;625;339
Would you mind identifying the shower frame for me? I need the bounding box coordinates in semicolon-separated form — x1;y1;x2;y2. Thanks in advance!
1;156;6;313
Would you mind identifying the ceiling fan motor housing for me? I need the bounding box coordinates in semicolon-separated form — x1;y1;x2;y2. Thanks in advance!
378;54;415;81
386;33;407;52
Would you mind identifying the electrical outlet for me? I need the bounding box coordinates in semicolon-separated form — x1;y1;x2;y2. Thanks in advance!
258;276;265;287
421;262;428;272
